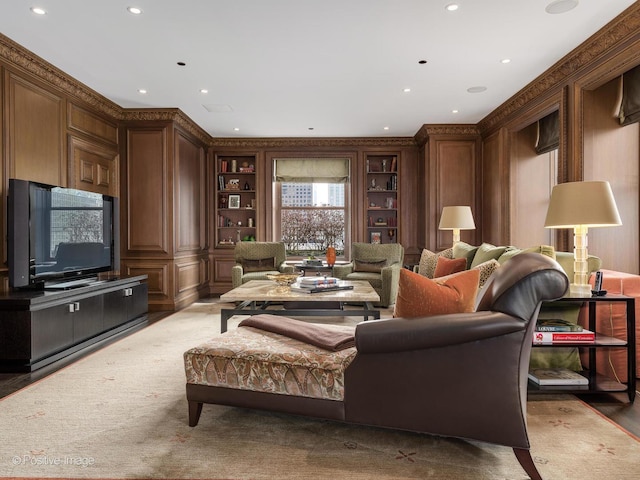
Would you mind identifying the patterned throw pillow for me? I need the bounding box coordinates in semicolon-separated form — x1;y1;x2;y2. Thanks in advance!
417;247;453;278
354;259;388;273
472;259;501;286
434;256;467;278
393;268;480;318
241;257;276;272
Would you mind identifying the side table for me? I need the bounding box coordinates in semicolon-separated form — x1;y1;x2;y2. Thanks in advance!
530;294;636;403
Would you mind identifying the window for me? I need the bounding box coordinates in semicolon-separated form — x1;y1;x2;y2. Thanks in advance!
273;158;350;258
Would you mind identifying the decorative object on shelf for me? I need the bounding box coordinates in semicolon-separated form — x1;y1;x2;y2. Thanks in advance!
326;246;336;267
370;231;381;244
382;159;388;172
544;181;622;297
244;181;251;190
219;195;227;208
438;206;476;246
228;194;241;209
236;230;241;243
388;229;395;242
266;273;302;292
231;159;237;173
226;179;240;190
248;218;254;228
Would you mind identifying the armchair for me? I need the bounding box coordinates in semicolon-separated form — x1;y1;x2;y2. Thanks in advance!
333;242;404;307
231;241;295;288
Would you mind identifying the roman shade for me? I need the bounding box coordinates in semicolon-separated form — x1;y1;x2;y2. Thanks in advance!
535;110;560;155
618;65;640;126
273;158;350;183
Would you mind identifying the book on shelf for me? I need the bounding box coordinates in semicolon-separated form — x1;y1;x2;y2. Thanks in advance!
290;283;354;294
536;318;583;332
299;277;338;286
533;329;595;343
528;368;588;385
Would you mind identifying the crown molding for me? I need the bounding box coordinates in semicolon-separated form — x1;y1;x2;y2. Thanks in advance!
210;137;417;149
414;124;481;146
478;3;640;134
121;108;211;145
0;33;123;120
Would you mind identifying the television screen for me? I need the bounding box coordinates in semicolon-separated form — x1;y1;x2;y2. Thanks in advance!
8;179;119;289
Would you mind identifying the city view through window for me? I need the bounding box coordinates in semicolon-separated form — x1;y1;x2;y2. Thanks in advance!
279;182;346;257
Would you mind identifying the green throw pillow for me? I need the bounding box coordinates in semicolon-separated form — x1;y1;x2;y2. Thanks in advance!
452;242;479;269
470;243;508;269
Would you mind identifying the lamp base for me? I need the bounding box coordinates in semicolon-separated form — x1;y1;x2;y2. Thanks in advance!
569;283;592;298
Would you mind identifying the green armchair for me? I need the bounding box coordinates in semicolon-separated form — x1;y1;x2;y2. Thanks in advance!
231;242;295;288
333;243;404;307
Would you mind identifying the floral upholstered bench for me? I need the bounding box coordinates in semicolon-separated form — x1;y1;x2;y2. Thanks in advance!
184;315;357;404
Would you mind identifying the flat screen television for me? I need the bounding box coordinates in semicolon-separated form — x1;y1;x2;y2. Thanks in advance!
7;179;120;290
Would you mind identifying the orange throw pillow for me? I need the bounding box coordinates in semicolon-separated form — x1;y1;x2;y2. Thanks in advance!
434;256;467;278
393;268;480;318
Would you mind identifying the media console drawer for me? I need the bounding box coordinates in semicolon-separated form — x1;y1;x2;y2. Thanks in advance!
0;276;148;372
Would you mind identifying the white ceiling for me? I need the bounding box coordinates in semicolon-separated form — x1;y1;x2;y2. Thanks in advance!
0;0;636;138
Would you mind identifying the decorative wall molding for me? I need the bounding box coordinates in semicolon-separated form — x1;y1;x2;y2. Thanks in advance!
414;124;481;146
478;3;640;135
0;33;123;120
210;137;417;148
121;108;210;144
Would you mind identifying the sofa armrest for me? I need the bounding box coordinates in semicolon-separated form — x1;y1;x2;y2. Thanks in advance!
333;263;353;279
355;313;525;354
380;263;402;305
279;264;295;274
231;265;243;288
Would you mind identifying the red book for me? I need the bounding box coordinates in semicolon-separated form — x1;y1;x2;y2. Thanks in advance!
533;329;595;343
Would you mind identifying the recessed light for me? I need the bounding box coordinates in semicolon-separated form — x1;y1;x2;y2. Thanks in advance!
233;127;240;132
452;109;459;114
545;0;578;14
127;6;143;15
445;4;459;12
138;89;147;94
200;89;208;94
467;86;487;93
177;61;186;66
383;126;390;131
403;88;411;93
418;60;428;65
501;58;511;64
308;127;314;131
30;7;46;15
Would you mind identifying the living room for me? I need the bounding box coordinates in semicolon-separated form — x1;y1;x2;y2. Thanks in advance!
1;1;640;479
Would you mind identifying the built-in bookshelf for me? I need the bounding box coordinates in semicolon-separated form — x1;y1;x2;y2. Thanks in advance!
365;153;399;244
215;154;257;247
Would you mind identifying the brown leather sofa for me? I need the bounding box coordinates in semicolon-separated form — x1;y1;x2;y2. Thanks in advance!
186;253;568;480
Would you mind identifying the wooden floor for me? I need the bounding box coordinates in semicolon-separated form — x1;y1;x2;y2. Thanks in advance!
1;309;638;439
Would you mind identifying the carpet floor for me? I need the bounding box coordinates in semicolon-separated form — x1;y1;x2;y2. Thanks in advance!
1;301;639;480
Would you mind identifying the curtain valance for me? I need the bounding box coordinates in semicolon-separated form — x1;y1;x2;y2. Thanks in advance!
535;110;560;155
273;158;350;183
618;65;640;126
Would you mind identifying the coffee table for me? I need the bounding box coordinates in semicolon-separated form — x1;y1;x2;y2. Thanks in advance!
219;279;380;332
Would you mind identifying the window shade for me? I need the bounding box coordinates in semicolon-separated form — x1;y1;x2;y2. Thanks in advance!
273;158;350;183
618;64;640;126
535;110;560;155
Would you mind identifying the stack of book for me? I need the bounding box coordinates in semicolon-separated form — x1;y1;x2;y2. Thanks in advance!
533;318;595;343
290;277;353;294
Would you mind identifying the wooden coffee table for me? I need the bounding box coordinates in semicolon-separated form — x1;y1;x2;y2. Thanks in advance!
219;279;380;332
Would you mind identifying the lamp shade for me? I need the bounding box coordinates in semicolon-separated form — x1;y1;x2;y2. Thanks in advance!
439;206;476;230
544;181;622;229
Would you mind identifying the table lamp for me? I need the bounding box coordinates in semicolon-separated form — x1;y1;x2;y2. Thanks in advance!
438;206;476;245
544;181;621;297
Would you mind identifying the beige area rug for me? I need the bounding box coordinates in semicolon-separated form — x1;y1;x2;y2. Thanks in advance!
1;300;639;480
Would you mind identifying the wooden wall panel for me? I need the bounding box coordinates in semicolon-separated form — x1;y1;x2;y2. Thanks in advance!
68;103;118;147
6;72;64;186
429;138;479;251
68;135;118;196
125;128;169;254
583;79;640;273
175;132;206;252
509;123;556;248
480;130;506;246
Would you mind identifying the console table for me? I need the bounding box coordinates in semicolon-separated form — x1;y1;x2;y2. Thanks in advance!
530;294;636;402
0;275;148;372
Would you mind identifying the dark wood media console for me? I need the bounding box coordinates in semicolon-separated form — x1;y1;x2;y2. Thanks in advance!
0;275;148;372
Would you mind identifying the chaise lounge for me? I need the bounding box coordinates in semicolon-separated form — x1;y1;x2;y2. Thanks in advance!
184;253;568;480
